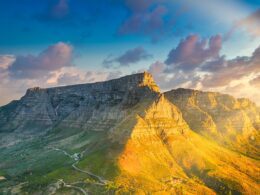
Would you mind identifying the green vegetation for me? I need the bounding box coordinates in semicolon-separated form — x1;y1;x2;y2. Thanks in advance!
78;146;120;180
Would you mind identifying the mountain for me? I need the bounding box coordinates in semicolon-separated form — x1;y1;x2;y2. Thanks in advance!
165;88;260;158
0;72;159;146
0;72;259;194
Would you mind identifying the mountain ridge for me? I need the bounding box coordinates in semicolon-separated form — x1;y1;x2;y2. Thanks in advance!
25;71;160;94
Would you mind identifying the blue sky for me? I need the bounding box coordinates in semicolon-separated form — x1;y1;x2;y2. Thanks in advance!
0;0;259;105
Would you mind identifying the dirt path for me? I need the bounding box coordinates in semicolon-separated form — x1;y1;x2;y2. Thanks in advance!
58;179;88;195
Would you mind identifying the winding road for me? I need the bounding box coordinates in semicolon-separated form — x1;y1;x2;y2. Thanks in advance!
51;147;109;194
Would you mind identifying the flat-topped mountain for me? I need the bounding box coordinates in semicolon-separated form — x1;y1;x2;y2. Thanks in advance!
0;72;159;134
25;71;159;95
0;73;259;194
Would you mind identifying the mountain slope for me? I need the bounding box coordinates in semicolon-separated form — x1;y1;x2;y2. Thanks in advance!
116;95;259;194
165;88;260;158
0;73;259;194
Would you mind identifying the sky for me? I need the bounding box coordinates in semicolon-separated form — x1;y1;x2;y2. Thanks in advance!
0;0;259;105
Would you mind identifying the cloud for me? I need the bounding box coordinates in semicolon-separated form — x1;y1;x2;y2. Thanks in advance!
0;40;125;106
163;35;259;89
8;42;73;79
148;61;200;90
0;66;121;106
124;0;158;12
56;72;82;85
119;3;167;34
236;8;260;37
103;46;152;68
161;34;258;95
221;79;260;106
0;47;122;106
226;9;260;39
0;75;48;106
249;75;260;88
106;71;123;80
146;34;260;104
50;0;70;19
48;67;111;86
36;0;70;21
118;0;185;42
0;55;15;70
201;45;260;87
0;55;17;105
0;49;120;106
165;35;222;72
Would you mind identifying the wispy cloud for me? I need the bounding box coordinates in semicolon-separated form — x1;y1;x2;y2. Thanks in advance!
103;46;152;68
226;8;260;39
0;55;15;70
249;75;260;88
118;0;186;42
36;0;70;21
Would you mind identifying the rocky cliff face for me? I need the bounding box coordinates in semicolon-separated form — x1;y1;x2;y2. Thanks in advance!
0;72;159;146
116;95;213;194
165;88;260;158
116;95;259;194
0;73;259;194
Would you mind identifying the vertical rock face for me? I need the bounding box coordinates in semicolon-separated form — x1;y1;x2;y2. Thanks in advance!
165;88;260;158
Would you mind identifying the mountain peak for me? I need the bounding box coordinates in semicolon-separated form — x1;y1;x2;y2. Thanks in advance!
137;71;160;92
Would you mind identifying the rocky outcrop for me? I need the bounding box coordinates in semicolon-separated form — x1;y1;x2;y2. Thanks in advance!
165;88;260;158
